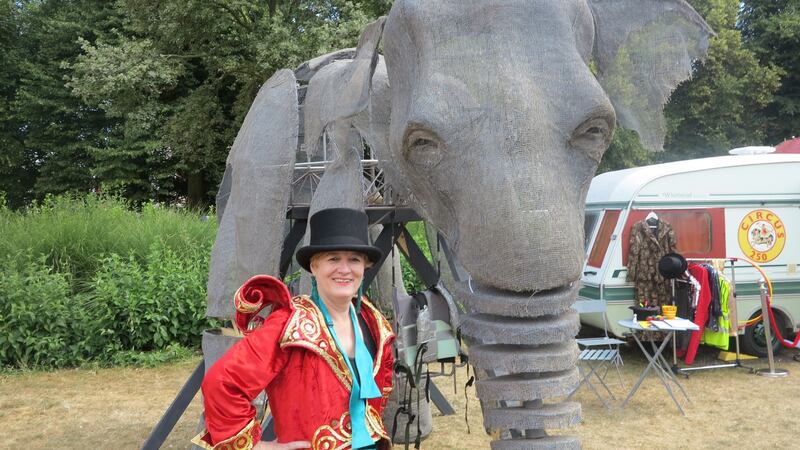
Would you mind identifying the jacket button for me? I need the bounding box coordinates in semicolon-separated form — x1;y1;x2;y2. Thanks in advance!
331;419;339;428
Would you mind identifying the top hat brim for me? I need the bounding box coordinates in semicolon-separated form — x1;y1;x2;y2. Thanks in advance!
296;244;383;272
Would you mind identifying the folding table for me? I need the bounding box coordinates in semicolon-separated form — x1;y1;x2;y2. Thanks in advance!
618;318;699;415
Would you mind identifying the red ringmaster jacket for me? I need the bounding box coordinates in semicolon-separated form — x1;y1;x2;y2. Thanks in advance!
685;263;711;365
193;277;395;450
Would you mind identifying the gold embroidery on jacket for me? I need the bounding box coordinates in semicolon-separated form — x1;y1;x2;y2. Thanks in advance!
191;418;260;450
311;410;386;450
359;297;396;377
280;296;352;389
366;404;390;439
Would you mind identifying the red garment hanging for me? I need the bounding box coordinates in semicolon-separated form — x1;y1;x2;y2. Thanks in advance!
684;263;711;365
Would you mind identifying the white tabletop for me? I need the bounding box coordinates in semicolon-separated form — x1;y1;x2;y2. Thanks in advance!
618;318;700;332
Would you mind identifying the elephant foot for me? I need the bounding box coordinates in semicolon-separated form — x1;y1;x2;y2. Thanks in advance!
455;281;582;449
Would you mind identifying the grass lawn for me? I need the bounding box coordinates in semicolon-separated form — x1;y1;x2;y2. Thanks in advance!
1;345;798;449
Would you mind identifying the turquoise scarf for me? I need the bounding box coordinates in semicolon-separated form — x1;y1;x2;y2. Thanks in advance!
311;279;381;449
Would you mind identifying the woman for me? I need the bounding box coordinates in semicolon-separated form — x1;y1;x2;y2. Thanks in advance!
193;208;395;450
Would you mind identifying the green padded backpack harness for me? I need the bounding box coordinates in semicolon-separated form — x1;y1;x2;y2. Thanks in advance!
387;225;470;449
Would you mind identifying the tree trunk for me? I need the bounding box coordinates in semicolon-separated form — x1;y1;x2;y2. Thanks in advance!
187;172;206;210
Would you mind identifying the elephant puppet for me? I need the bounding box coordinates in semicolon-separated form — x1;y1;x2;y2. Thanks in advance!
205;1;712;449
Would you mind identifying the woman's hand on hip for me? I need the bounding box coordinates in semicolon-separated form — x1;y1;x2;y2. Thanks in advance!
253;439;311;450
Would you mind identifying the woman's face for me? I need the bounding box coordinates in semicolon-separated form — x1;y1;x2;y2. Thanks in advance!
310;251;368;303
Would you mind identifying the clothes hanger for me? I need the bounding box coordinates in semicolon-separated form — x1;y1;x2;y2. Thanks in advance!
645;211;659;228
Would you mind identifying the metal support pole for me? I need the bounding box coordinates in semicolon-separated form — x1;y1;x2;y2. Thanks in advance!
362;223;401;288
755;280;789;377
428;383;456;416
671;279;677;369
142;361;205;450
729;259;744;365
397;226;439;288
438;233;468;283
261;415;276;441
279;219;308;279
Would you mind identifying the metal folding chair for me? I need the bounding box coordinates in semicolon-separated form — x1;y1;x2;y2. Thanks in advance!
567;299;626;408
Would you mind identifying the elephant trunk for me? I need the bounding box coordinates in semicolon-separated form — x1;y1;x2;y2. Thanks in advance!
456;280;582;449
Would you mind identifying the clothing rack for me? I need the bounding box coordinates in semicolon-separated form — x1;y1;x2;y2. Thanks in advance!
671;257;751;375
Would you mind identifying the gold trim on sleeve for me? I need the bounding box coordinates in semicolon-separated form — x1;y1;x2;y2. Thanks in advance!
190;418;260;450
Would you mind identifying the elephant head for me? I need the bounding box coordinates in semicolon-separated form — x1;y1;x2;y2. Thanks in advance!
205;1;713;447
377;0;712;293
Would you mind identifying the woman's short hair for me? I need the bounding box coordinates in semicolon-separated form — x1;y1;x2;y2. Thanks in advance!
309;251;373;268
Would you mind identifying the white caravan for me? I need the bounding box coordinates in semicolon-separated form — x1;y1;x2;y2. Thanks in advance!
580;154;800;356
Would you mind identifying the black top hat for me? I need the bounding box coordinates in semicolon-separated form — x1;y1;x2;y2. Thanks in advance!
658;252;688;279
295;208;383;272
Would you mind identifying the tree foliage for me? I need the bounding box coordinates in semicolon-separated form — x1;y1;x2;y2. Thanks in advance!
598;128;654;174
2;1;114;206
2;0;392;208
67;0;392;206
600;0;786;171
739;0;800;143
660;0;782;161
0;1;32;209
2;0;799;205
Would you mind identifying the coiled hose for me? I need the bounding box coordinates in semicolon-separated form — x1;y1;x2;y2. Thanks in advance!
736;257;800;349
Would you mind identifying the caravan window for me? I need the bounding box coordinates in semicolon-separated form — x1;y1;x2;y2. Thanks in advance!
584;210;601;252
587;210;621;268
622;208;726;264
662;210;713;253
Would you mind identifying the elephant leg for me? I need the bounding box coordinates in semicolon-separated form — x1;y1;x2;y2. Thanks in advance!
457;281;583;450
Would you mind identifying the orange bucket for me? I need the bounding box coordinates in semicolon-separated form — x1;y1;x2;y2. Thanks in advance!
661;305;677;320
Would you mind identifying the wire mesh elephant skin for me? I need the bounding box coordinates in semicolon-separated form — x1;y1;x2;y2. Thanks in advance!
205;1;712;448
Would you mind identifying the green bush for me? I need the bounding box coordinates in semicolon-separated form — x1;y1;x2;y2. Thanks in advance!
0;244;215;369
0;195;217;369
85;243;214;352
0;194;216;288
0;195;447;369
0;255;88;367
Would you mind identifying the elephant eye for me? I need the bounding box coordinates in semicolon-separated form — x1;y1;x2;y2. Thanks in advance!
570;117;613;162
404;129;444;170
412;137;436;147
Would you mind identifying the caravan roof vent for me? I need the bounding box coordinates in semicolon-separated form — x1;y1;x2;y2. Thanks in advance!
728;146;775;155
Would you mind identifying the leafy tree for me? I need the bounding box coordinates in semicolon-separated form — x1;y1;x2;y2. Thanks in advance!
598;128;654;174
0;1;34;208
8;0;122;203
68;0;393;207
740;0;800;143
68;34;183;203
661;0;781;161
2;1;391;208
599;1;781;171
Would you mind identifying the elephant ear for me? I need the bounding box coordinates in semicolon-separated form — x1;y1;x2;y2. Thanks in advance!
303;16;386;159
589;0;714;151
207;69;299;319
294;48;357;83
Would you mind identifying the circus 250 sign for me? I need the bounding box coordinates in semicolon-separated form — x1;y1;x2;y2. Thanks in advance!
738;209;786;262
